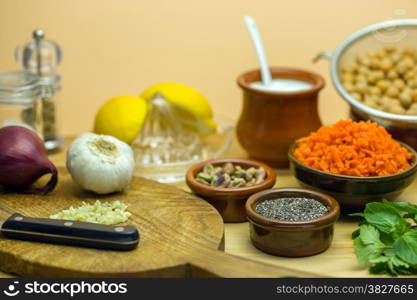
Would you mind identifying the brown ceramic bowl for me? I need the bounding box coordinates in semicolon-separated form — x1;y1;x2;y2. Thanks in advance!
186;158;276;222
236;67;325;168
288;141;417;212
246;188;340;257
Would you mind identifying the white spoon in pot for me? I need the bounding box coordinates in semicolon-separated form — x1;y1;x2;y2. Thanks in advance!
244;16;272;87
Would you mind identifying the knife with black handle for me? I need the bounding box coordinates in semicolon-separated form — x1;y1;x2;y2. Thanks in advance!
0;213;139;251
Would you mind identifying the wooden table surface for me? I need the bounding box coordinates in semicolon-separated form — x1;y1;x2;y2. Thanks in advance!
2;135;416;277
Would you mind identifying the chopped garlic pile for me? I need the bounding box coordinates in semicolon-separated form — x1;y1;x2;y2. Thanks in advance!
50;200;131;225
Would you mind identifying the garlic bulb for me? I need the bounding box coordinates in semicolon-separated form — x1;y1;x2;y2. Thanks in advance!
67;133;135;194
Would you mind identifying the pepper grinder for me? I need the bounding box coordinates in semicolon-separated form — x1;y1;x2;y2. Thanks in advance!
15;29;64;150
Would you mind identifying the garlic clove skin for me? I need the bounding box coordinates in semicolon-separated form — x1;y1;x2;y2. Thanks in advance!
66;133;135;194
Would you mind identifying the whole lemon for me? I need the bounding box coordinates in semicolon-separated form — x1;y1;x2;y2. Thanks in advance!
140;82;216;135
93;96;148;144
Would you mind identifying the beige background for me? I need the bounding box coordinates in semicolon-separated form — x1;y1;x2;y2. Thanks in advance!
0;0;416;135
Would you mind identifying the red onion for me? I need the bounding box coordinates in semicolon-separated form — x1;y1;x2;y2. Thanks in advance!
0;126;58;194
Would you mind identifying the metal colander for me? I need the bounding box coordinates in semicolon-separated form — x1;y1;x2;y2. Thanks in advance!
316;19;417;128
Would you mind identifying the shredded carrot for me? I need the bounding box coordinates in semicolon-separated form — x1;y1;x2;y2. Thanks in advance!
293;120;413;177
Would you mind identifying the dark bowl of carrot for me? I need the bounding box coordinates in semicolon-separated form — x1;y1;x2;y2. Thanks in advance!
288;120;417;212
289;141;417;212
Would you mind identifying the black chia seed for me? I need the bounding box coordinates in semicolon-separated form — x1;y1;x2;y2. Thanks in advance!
254;197;329;221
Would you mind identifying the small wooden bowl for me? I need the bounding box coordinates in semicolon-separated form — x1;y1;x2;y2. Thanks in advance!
245;188;340;257
186;158;276;222
288;141;417;212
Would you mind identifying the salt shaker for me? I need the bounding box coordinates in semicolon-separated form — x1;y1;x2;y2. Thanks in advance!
15;29;64;150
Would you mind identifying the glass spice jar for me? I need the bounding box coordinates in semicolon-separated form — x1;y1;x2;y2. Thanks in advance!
15;29;64;150
39;75;62;150
0;71;43;135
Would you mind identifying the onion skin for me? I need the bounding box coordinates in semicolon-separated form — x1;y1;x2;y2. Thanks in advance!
0;126;58;194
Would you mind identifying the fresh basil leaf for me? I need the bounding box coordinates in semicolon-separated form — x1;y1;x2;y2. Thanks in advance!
358;219;368;226
353;235;385;265
380;232;395;246
360;224;384;246
391;255;410;268
352;228;360;239
368;256;410;276
384;200;417;214
394;230;417;265
349;212;365;218
364;202;409;235
369;256;389;263
369;262;391;275
353;238;371;265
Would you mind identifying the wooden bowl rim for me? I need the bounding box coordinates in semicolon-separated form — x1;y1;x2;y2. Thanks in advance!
186;158;276;195
288;140;417;181
237;67;325;97
245;188;340;228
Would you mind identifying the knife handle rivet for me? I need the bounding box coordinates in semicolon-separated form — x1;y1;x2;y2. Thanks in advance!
64;221;73;227
114;227;124;232
14;216;23;221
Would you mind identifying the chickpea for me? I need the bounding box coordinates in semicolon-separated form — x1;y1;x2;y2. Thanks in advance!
378;96;393;108
376;79;390;92
407;103;417;115
391;98;402;106
341;72;354;83
357;65;370;75
388;105;406;114
350;92;362;101
411;89;417;102
387;69;398;79
355;74;367;83
396;61;408;75
357;54;371;66
399;89;413;107
409;78;417;88
406;109;417;115
364;100;379;109
404;70;416;81
402;46;415;56
370;57;380;69
367;70;384;83
396;57;413;73
343;82;355;93
379;57;393;71
390;52;402;64
376;49;386;59
386;85;400;97
342;62;358;73
355;81;368;93
363;95;379;108
393;78;406;90
369;86;381;96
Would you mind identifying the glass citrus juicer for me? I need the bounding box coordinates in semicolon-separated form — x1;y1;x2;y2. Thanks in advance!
132;93;234;182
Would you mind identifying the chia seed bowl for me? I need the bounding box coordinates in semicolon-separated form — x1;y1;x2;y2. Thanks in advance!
245;188;340;257
186;158;276;222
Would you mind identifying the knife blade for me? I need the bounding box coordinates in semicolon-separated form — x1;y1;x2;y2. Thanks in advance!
0;213;139;251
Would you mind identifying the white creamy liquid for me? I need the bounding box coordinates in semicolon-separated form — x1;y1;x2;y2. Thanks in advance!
250;79;313;92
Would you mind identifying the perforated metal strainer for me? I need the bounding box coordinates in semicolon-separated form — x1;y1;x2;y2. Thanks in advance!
316;19;417;126
315;19;417;149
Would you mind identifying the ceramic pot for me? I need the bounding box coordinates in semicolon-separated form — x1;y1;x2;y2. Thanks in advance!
288;140;417;212
236;67;324;168
186;158;276;222
246;188;340;257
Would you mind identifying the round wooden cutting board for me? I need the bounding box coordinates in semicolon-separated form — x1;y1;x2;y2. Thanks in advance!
0;167;316;277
